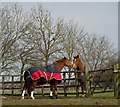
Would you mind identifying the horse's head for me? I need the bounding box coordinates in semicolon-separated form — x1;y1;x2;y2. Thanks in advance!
73;55;84;72
53;57;73;71
62;57;73;68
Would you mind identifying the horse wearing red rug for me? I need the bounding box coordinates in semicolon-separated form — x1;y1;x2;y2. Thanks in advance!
21;57;73;99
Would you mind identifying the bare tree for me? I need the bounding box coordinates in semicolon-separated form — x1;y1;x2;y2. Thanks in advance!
30;6;65;65
62;21;87;60
60;20;87;86
1;3;117;80
78;34;116;70
1;4;29;74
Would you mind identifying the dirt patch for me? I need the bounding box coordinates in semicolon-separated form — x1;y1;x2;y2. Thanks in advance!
1;95;119;106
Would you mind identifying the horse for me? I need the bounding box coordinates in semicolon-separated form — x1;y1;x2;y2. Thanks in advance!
21;57;73;99
73;55;87;97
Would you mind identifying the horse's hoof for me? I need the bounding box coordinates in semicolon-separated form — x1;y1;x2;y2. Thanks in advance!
81;94;85;97
21;97;24;99
1;96;6;99
50;96;53;99
31;97;35;99
55;96;58;99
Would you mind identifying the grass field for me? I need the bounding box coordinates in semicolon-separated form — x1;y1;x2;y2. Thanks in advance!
1;92;120;106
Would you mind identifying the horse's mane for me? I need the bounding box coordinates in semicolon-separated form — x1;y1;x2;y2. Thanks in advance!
53;57;67;64
79;58;84;65
54;58;65;64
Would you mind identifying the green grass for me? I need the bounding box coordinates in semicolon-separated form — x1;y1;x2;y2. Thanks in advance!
2;89;115;99
93;92;114;99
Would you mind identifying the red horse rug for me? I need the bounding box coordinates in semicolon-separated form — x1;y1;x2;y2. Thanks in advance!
24;64;62;83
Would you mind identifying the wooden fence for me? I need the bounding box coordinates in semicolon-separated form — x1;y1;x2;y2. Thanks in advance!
86;68;114;95
0;64;120;98
86;64;120;98
0;71;84;97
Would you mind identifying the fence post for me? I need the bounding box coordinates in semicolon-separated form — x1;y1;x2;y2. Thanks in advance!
41;85;44;96
85;66;91;97
75;71;79;97
2;76;4;95
113;64;119;98
63;72;67;96
11;76;14;95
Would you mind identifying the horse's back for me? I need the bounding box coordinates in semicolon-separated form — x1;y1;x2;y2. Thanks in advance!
24;66;62;83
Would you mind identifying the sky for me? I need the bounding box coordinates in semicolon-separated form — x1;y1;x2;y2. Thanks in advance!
1;1;118;49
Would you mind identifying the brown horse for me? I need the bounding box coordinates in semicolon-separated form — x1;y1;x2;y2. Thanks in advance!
21;57;73;99
73;55;87;97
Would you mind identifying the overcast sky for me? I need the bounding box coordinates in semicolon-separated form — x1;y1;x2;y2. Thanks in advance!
2;2;118;49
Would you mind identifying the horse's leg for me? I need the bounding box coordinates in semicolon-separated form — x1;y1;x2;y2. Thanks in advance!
81;85;84;94
81;83;86;97
78;79;85;97
30;91;35;99
83;79;87;97
21;90;26;99
50;82;54;99
30;81;36;99
54;80;58;99
82;74;87;96
21;83;26;99
80;74;87;97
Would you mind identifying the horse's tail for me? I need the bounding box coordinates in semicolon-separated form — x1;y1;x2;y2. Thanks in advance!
23;70;32;96
25;78;32;96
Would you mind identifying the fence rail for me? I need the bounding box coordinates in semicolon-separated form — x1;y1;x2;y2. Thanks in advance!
0;71;84;97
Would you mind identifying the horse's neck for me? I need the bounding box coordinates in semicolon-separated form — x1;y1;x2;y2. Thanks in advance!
78;59;84;72
54;61;64;71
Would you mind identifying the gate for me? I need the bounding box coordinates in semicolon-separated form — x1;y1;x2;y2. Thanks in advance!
86;64;120;98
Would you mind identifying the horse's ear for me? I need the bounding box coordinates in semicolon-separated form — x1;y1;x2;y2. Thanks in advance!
63;57;67;59
74;55;79;58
